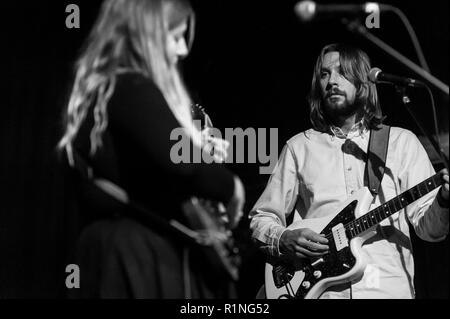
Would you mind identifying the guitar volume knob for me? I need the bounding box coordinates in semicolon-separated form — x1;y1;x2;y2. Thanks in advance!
313;270;322;279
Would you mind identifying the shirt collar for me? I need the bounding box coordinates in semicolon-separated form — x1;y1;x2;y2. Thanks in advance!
329;119;368;139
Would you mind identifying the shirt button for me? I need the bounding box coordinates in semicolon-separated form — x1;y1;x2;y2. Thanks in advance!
347;167;352;171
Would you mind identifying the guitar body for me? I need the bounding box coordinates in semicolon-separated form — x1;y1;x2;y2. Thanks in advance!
265;187;375;299
182;197;241;281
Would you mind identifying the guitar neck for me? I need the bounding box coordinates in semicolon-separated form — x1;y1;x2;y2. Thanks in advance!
347;173;442;237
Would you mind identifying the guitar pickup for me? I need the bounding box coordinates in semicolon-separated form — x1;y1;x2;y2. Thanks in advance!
332;223;349;251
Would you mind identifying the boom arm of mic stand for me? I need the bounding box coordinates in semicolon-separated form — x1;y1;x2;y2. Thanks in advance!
342;18;449;97
396;86;449;170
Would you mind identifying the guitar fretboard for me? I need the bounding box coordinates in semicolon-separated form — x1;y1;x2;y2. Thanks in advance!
347;173;442;237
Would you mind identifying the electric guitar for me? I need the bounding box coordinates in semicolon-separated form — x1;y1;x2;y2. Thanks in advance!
264;173;443;299
182;197;241;281
178;104;240;281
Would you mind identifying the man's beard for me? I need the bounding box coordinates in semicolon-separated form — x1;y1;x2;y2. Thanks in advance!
323;93;360;119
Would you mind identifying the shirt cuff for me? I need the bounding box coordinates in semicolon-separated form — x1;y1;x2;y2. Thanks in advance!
275;227;289;257
430;196;449;239
436;188;449;209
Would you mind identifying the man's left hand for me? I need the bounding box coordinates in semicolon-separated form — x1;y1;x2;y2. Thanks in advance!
439;168;449;204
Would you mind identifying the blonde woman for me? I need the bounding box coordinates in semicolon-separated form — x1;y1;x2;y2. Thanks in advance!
59;0;244;298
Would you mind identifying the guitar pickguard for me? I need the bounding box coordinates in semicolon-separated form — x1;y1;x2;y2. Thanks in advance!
272;200;358;299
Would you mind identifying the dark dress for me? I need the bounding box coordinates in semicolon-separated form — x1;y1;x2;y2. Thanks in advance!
69;71;236;298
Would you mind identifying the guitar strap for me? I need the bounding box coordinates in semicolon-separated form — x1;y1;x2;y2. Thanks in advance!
64;148;223;298
365;124;391;196
64;147;206;247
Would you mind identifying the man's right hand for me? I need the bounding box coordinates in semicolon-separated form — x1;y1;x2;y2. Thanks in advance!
279;228;329;259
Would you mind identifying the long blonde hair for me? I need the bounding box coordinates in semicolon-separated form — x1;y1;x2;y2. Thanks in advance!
58;0;199;163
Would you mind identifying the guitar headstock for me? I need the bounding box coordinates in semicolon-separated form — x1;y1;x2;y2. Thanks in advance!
191;103;213;130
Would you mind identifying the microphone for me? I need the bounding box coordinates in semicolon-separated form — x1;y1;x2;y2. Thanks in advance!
294;1;381;22
368;68;426;88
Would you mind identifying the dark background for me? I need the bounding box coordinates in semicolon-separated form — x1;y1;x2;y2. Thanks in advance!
0;0;448;298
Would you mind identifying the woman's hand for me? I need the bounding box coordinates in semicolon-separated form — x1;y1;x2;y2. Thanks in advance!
226;176;245;228
202;128;230;163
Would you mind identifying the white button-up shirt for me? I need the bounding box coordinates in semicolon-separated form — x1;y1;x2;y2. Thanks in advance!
249;126;449;299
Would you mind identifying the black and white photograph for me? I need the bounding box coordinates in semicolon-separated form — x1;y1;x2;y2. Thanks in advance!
0;0;448;309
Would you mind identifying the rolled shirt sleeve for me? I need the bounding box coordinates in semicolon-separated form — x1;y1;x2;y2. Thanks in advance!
249;144;300;256
399;131;449;241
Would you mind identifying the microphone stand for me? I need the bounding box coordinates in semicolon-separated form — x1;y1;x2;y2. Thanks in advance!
341;18;449;97
341;18;449;169
395;85;449;170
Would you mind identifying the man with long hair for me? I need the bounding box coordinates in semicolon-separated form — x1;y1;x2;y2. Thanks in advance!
59;0;244;298
250;43;448;298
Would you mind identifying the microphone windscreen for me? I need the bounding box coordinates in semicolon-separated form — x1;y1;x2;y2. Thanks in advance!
294;1;316;22
368;67;382;83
